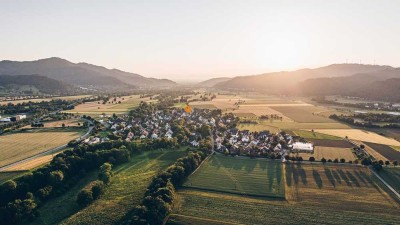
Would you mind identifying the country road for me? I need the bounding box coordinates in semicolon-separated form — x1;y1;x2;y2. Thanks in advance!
0;120;94;172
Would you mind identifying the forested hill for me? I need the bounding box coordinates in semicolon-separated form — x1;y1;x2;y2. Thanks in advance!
214;64;392;92
0;74;74;95
0;57;176;88
296;68;400;101
197;77;232;87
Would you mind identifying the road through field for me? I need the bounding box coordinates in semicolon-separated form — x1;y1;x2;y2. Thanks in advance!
0;120;93;172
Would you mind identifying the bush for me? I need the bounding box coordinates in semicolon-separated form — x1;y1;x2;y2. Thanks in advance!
76;190;93;207
91;181;105;200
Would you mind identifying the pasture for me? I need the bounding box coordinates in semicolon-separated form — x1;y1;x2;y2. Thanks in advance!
170;162;400;224
294;146;356;162
0;129;81;168
183;154;285;198
314;129;400;146
48;148;188;225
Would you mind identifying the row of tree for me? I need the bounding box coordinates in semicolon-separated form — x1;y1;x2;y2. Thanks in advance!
127;151;206;225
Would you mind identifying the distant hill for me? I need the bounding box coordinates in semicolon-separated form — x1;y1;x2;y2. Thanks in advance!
0;74;73;95
197;77;232;87
215;64;393;92
0;57;176;88
297;68;400;101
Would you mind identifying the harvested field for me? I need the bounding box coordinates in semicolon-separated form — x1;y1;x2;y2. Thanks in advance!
64;95;150;114
314;129;400;146
293;130;342;140
2;154;54;171
183;155;284;198
234;112;257;118
190;104;217;109
237;123;280;134
294;146;356;162
271;106;334;123
22;119;82;129
306;139;354;148
0;129;81;167
365;142;400;161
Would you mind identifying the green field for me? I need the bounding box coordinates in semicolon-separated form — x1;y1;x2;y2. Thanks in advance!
378;167;400;194
171;162;400;225
293;130;342;140
30;148;186;225
0;171;27;184
183;154;284;198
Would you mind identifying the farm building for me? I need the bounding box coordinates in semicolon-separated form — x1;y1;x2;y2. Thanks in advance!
292;142;314;153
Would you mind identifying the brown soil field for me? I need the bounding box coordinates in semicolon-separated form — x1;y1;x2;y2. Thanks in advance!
364;142;400;161
307;139;355;148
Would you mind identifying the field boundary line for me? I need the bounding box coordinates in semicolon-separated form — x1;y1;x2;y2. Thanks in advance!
168;214;244;225
370;168;400;201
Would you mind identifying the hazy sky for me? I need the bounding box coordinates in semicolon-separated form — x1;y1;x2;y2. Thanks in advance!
1;0;400;81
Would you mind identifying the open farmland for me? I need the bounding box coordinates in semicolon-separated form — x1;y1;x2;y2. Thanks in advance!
64;95;153;115
364;142;400;161
183;155;284;198
271;106;335;123
293;130;342;140
170;162;400;225
306;139;354;148
22;118;82;129
0;95;91;105
237;123;281;134
293;146;356;162
51;149;187;225
314;129;400;146
0;129;81;168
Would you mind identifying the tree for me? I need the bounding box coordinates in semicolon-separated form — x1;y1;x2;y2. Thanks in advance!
394;160;399;167
321;158;327;164
309;157;315;162
91;181;105;200
385;161;390;167
62;123;65;128
378;160;384;166
340;158;346;163
327;159;333;163
333;158;339;163
77;189;93;206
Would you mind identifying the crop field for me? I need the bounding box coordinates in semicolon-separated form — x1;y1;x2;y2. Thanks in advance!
0;129;81;168
64;95;152;115
0;95;91;105
314;129;400;146
294;146;356;162
190;104;217;109
364;142;400;161
22;119;82;129
233;112;257;118
171;161;400;225
271;106;335;123
293;130;342;140
378;167;400;194
237;123;281;134
50;149;187;225
183;155;285;198
2;154;54;172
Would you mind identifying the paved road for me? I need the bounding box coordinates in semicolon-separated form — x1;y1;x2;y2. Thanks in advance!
0;120;94;172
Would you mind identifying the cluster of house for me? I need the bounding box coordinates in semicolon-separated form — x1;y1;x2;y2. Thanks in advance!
213;128;314;158
0;114;26;123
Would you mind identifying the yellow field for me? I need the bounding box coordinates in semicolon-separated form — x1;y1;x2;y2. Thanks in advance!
237;123;281;133
313;129;400;146
294;146;356;161
2;154;54;171
0;130;81;167
22;119;82;129
0;95;92;105
64;95;152;115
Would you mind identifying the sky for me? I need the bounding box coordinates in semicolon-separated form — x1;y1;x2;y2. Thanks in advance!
1;0;400;82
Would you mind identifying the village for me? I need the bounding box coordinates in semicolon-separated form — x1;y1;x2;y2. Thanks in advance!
83;107;314;159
